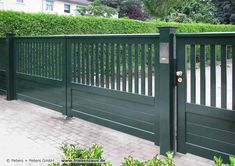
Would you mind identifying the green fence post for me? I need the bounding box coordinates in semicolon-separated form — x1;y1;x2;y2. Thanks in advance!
158;27;177;155
6;32;16;101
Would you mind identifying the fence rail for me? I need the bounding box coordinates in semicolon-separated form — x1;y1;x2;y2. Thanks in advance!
0;29;234;162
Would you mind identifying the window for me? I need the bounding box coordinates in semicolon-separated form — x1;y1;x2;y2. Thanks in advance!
46;0;54;11
64;4;70;13
16;0;23;3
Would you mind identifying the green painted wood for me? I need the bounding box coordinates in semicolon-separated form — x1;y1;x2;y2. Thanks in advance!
190;44;196;103
141;44;145;95
69;85;158;142
233;46;235;110
71;83;155;106
82;43;85;84
148;44;152;96
6;33;16;100
182;103;235;161
111;44;115;89
122;44;127;91
12;34;162;153
70;110;155;142
177;39;187;154
0;38;7;92
128;44;132;93
105;43;110;89
101;43;104;87
95;43;99;86
187;122;235;145
187;133;235;155
77;43;81;83
116;44;120;90
210;45;216;107
186;103;235;125
186;143;230;163
200;45;206;105
158;27;176;155
135;44;139;94
72;43;76;82
91;44;94;86
221;45;227;109
86;44;90;85
154;43;159;99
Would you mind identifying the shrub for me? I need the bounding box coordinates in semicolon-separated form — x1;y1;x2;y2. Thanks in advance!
121;151;175;166
48;144;175;166
48;144;112;166
1;11;235;37
214;156;235;166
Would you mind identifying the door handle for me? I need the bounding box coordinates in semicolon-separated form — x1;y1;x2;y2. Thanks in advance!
176;71;183;83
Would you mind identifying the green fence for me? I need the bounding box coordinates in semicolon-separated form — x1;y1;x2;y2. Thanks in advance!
176;33;235;161
0;27;234;162
0;37;6;92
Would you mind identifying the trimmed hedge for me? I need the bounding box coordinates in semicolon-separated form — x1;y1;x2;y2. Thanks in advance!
0;11;235;37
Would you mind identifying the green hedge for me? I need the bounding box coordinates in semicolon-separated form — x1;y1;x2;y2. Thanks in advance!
0;11;235;37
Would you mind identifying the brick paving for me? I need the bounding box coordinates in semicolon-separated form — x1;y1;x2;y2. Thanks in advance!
0;94;214;166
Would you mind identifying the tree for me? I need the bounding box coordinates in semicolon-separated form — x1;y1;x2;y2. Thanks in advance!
77;0;117;17
142;0;185;18
127;5;148;21
215;0;235;24
100;0;147;19
166;0;218;23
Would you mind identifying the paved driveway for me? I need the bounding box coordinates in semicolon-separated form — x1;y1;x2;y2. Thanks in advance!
0;94;214;166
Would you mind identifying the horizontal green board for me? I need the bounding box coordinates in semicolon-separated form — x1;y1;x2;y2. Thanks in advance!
186;133;235;155
17;76;66;114
176;37;235;45
187;122;235;145
71;83;155;106
71;88;157;132
186;105;235;133
0;70;6;91
70;109;156;142
17;94;64;113
186;143;231;163
72;91;155;122
184;103;235;161
70;84;158;143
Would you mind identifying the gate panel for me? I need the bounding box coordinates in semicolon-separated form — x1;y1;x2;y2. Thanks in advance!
177;34;235;161
15;37;66;114
67;35;160;143
0;38;6;92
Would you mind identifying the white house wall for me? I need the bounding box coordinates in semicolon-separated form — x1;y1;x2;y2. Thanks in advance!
0;0;42;13
0;0;78;15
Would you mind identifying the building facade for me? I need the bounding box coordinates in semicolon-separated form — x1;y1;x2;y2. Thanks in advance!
0;0;89;15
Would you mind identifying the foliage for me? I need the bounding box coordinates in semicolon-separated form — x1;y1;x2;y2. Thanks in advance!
142;0;185;18
216;0;235;24
76;0;117;17
1;11;235;37
0;11;156;36
214;156;235;166
48;144;112;166
127;5;148;21
100;0;148;20
121;152;175;166
214;156;223;166
165;0;218;24
48;143;175;166
165;12;193;23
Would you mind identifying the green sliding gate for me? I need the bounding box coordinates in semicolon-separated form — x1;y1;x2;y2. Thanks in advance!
14;37;67;114
176;33;235;161
66;35;159;142
2;27;235;161
13;34;160;145
0;37;6;92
